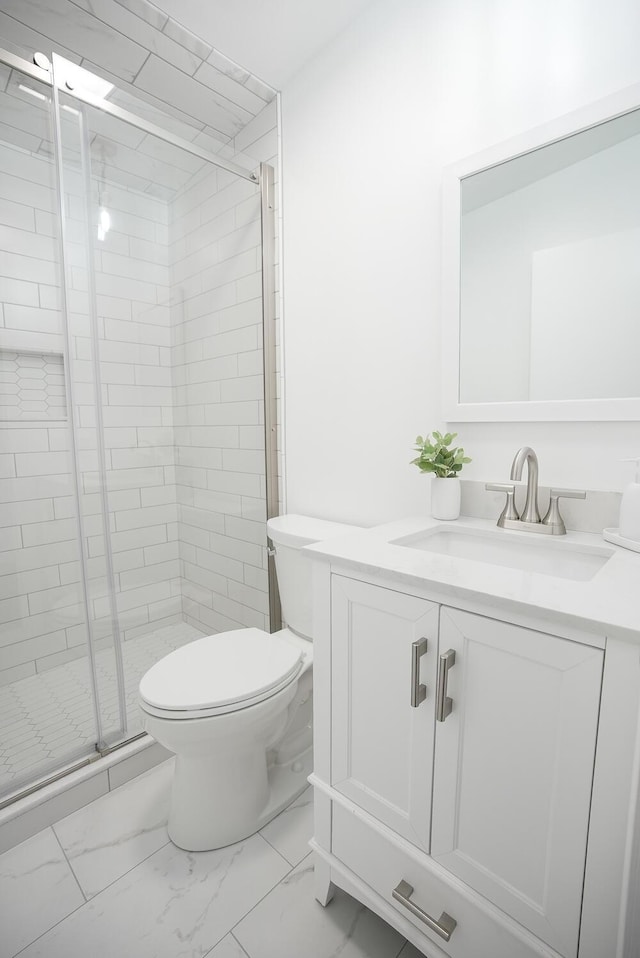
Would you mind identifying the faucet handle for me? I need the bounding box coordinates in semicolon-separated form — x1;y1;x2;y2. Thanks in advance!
541;488;587;535
485;482;520;526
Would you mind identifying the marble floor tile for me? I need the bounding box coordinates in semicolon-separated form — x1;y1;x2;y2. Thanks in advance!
53;759;173;898
18;832;290;958
205;935;249;958
234;853;407;958
0;828;84;958
259;785;313;866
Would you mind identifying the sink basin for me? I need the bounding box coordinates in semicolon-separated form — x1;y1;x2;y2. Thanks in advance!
391;525;614;581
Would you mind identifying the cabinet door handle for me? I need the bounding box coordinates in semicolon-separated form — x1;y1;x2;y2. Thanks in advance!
436;649;456;722
392;880;457;941
410;638;428;707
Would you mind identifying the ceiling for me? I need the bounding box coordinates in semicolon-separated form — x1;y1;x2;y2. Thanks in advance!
152;0;376;88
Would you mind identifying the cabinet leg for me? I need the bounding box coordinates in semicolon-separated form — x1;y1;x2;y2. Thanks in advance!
314;856;335;907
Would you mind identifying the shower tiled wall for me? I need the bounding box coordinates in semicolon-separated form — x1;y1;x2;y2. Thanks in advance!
170;101;278;635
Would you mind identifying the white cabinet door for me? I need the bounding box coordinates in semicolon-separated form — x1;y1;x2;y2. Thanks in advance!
331;575;439;851
431;607;603;958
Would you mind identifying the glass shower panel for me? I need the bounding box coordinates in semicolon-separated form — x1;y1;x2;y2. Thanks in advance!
62;78;270;736
52;80;129;749
57;88;201;739
0;66;103;798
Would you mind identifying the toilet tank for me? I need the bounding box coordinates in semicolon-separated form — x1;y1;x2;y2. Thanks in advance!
266;514;358;639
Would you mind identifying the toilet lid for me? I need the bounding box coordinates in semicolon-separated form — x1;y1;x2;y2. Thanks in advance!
139;628;303;713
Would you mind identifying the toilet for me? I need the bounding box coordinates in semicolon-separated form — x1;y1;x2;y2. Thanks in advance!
138;513;356;852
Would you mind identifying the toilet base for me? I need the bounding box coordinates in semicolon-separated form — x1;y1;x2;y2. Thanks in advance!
168;745;312;851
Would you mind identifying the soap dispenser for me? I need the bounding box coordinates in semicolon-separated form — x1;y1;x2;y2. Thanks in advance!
618;458;640;543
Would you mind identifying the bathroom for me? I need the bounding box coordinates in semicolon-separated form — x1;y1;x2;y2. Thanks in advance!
1;0;640;955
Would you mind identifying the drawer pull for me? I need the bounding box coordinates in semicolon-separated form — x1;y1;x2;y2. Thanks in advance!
410;638;428;707
392;880;457;941
392;879;458;941
436;648;456;722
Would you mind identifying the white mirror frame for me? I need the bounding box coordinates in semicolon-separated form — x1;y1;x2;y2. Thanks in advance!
443;82;640;422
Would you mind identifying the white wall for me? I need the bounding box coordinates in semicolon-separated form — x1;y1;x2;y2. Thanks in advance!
281;0;640;526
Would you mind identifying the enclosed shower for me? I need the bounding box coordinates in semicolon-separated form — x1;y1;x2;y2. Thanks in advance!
0;48;278;805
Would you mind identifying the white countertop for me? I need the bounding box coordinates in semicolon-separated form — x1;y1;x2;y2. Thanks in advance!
306;515;640;643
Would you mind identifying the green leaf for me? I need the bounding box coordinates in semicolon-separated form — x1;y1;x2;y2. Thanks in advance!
410;429;472;476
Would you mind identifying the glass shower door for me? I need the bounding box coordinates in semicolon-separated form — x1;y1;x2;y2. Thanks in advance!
0;60;119;800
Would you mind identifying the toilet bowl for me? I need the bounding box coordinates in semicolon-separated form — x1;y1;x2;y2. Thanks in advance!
139;514;356;852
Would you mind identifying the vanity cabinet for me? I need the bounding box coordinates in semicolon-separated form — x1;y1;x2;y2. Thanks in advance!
312;569;616;958
331;576;438;851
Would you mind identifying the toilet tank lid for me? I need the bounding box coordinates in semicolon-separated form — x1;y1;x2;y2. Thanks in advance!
266;514;359;548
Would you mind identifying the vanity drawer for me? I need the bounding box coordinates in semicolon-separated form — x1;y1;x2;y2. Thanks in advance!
331;802;556;958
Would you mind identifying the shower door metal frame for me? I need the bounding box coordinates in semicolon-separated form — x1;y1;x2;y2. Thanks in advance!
0;46;282;804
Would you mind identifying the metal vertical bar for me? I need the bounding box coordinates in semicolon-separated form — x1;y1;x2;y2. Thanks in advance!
50;59;106;748
74;89;128;741
260;162;282;632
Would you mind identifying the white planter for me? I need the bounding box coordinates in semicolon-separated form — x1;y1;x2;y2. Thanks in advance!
431;477;461;520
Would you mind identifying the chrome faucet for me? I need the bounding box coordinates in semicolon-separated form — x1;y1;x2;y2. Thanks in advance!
509;446;541;524
485;446;586;536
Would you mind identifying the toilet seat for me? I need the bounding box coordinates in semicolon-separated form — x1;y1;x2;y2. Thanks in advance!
139;628;303;720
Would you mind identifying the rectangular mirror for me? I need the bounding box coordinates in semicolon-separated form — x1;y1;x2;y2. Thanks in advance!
443;83;640;421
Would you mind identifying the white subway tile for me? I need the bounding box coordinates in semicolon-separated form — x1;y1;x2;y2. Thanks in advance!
0;565;60;601
115;504;177;532
221;448;265;474
14;451;70;477
205;469;261;497
21;518;78;548
28;583;83;615
0;594;28;624
0;661;36;686
0;526;23;552
146;596;183;624
243;565;268;593
0;453;15;478
0;595;78;645
176;447;224;470
208;532;263;567
241;496;267;522
110;446;175;470
238;425;265;450
0;631;67;670
0;276;40;308
140;483;177;507
203;401;260;426
237;350;264;378
219;375;263;403
224;515;267;546
104;466;165;491
228;580;269;614
4;303;62;336
143;541;180;565
109;526;167;554
183;560;228;596
119;559;181;591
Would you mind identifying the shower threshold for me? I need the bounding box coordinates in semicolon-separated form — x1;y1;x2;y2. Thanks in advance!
0;622;205;805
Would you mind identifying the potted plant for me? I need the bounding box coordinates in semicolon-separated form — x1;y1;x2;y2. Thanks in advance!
411;430;471;520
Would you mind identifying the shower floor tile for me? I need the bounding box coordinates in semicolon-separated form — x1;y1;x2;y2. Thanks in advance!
0;622;205;799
